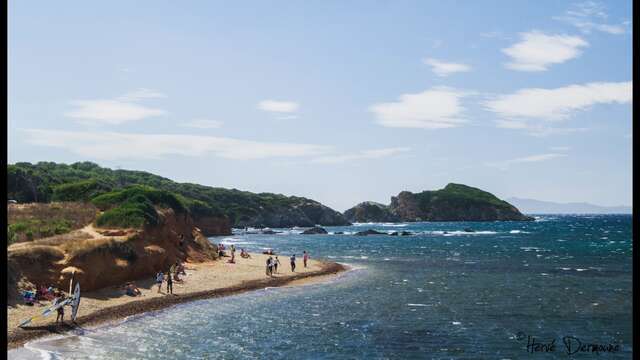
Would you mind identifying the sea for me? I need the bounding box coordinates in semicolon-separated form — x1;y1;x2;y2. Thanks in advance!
9;215;632;359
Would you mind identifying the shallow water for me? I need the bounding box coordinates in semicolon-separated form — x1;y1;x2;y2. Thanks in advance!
10;215;632;359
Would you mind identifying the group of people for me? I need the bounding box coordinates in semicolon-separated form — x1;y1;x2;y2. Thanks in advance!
22;284;59;306
265;251;310;276
154;260;187;295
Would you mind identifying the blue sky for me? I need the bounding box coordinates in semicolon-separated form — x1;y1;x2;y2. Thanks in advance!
8;1;633;211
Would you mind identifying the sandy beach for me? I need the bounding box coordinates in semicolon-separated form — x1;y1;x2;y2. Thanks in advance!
7;253;346;349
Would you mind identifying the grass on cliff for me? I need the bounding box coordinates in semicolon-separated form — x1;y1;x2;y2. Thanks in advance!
92;185;188;229
7;202;97;245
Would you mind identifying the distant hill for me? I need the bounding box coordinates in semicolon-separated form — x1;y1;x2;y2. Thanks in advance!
345;184;533;222
506;197;632;214
7;162;350;229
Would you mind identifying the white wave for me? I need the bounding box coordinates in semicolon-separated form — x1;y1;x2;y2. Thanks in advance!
407;303;431;307
440;230;498;236
352;222;408;227
452;321;462;325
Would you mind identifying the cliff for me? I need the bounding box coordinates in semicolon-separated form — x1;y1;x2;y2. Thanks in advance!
343;201;399;223
7;202;219;298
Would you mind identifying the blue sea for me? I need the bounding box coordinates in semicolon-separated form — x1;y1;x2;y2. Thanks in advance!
10;215;632;359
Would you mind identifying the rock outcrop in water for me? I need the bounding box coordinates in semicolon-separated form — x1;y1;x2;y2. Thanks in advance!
301;226;328;235
345;183;533;222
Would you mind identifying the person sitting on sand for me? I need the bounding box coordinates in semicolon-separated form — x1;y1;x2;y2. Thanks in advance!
155;271;164;293
125;282;142;297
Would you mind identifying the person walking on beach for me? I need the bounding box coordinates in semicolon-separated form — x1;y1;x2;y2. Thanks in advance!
166;267;173;295
266;256;273;277
273;256;281;274
155;271;164;293
303;251;310;268
290;254;296;272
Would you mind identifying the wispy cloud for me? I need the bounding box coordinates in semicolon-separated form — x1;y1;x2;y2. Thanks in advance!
549;146;571;152
180;119;224;129
258;100;299;113
486;153;567;170
485;81;632;122
422;58;471;77
370;87;469;129
65;100;166;125
116;88;167;102
502;31;588;71
311;147;410;164
22;129;330;161
65;88;167;125
554;1;628;34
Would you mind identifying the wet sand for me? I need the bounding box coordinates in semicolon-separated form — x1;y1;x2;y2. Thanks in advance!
7;253;346;349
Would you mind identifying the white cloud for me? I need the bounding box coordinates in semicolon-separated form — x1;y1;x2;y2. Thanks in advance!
64;100;166;125
21;129;330;161
485;81;632;121
422;58;471;77
502;31;588;71
180;119;224;129
258;100;299;113
554;1;628;34
117;88;167;102
549;146;571;151
311;147;410;164
370;87;469;129
486;153;567;170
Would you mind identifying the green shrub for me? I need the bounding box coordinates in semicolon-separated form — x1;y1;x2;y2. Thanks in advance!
52;179;113;202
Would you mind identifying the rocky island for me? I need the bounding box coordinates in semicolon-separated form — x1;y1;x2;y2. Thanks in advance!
344;183;533;222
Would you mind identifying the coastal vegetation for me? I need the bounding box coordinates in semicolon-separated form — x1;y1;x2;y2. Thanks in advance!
7;162;349;228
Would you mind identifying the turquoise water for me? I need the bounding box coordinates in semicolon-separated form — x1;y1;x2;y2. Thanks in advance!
10;215;632;359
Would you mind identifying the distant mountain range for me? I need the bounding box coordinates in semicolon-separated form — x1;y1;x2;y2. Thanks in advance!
506;197;632;214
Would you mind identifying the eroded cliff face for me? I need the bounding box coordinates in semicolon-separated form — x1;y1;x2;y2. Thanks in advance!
8;208;219;296
389;192;423;221
193;215;232;236
343;202;399;223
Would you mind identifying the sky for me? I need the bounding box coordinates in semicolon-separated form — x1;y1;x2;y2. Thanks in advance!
8;0;633;211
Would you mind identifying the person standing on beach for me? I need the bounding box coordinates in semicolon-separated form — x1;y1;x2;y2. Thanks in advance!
273;256;281;274
290;254;296;272
166;267;173;294
230;245;236;263
303;251;310;268
54;292;65;323
266;256;273;277
155;271;164;293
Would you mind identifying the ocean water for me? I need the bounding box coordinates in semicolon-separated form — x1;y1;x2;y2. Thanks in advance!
10;215;632;359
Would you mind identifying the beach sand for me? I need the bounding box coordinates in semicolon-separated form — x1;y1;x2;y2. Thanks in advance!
7;253;346;349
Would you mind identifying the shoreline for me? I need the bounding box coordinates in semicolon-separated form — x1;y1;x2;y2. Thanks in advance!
7;259;347;350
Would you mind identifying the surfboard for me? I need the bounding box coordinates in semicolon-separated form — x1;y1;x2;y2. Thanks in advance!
71;282;81;321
